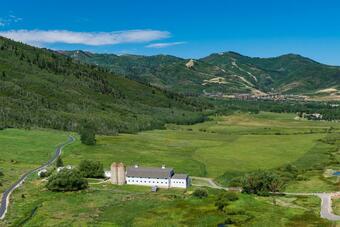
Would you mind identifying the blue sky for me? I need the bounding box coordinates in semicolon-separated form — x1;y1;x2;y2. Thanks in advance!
1;0;340;65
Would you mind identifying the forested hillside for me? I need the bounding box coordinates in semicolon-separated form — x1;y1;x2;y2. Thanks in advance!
61;51;251;95
0;37;210;134
64;51;340;97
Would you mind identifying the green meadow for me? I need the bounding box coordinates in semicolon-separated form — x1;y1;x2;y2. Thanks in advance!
4;180;332;226
63;112;340;181
0;129;67;194
1;112;340;226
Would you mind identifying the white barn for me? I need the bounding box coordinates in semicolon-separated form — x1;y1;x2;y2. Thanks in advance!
170;174;188;188
125;165;189;189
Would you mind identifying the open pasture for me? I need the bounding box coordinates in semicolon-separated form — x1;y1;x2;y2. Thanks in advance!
63;112;339;180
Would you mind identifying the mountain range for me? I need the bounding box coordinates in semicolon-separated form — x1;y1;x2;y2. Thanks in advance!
62;50;340;97
1;35;339;135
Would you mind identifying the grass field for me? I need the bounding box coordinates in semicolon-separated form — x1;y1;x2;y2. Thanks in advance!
1;112;340;226
62;112;339;181
4;180;332;226
0;129;68;194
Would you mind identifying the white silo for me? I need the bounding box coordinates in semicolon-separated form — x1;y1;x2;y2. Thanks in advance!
111;162;118;184
117;162;126;185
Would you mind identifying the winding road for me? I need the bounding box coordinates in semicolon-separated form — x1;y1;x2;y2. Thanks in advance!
192;177;340;221
0;135;75;220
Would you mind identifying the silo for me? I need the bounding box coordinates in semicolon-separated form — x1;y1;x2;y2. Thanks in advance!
117;162;126;185
111;162;118;184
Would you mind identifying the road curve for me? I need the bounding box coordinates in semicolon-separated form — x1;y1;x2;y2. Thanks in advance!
281;192;340;221
318;193;340;221
193;178;340;221
0;135;75;220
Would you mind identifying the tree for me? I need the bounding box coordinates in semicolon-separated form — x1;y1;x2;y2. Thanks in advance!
79;123;96;145
192;188;208;199
78;160;104;178
56;156;64;167
241;170;283;195
46;169;88;192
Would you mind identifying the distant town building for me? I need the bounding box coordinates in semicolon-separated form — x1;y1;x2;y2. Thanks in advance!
110;163;189;189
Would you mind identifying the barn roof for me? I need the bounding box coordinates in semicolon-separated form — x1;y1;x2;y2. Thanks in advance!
171;174;188;179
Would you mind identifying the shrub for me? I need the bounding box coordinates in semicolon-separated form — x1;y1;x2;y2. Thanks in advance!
215;191;239;212
192;188;208;198
46;169;88;192
79;160;104;178
223;191;239;201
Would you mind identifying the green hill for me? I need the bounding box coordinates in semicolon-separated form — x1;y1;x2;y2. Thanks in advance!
0;37;209;134
202;52;340;94
61;51;251;95
63;50;340;96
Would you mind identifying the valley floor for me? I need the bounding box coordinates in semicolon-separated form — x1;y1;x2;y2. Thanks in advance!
1;112;340;226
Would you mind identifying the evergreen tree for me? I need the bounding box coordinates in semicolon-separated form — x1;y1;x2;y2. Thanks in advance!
79;123;96;145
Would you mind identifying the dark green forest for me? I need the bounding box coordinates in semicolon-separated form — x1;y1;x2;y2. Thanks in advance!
0;37;210;134
1;36;339;136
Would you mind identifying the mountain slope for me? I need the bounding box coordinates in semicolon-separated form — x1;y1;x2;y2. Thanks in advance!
202;52;340;94
0;37;209;134
61;51;253;95
64;50;340;96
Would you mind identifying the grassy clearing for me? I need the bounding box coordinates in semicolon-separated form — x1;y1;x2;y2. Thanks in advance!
285;170;339;193
332;197;340;216
62;112;338;181
0;128;68;194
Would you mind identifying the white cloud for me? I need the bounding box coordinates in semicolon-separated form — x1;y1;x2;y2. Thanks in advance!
0;14;22;27
9;15;23;22
0;29;170;46
146;41;186;48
